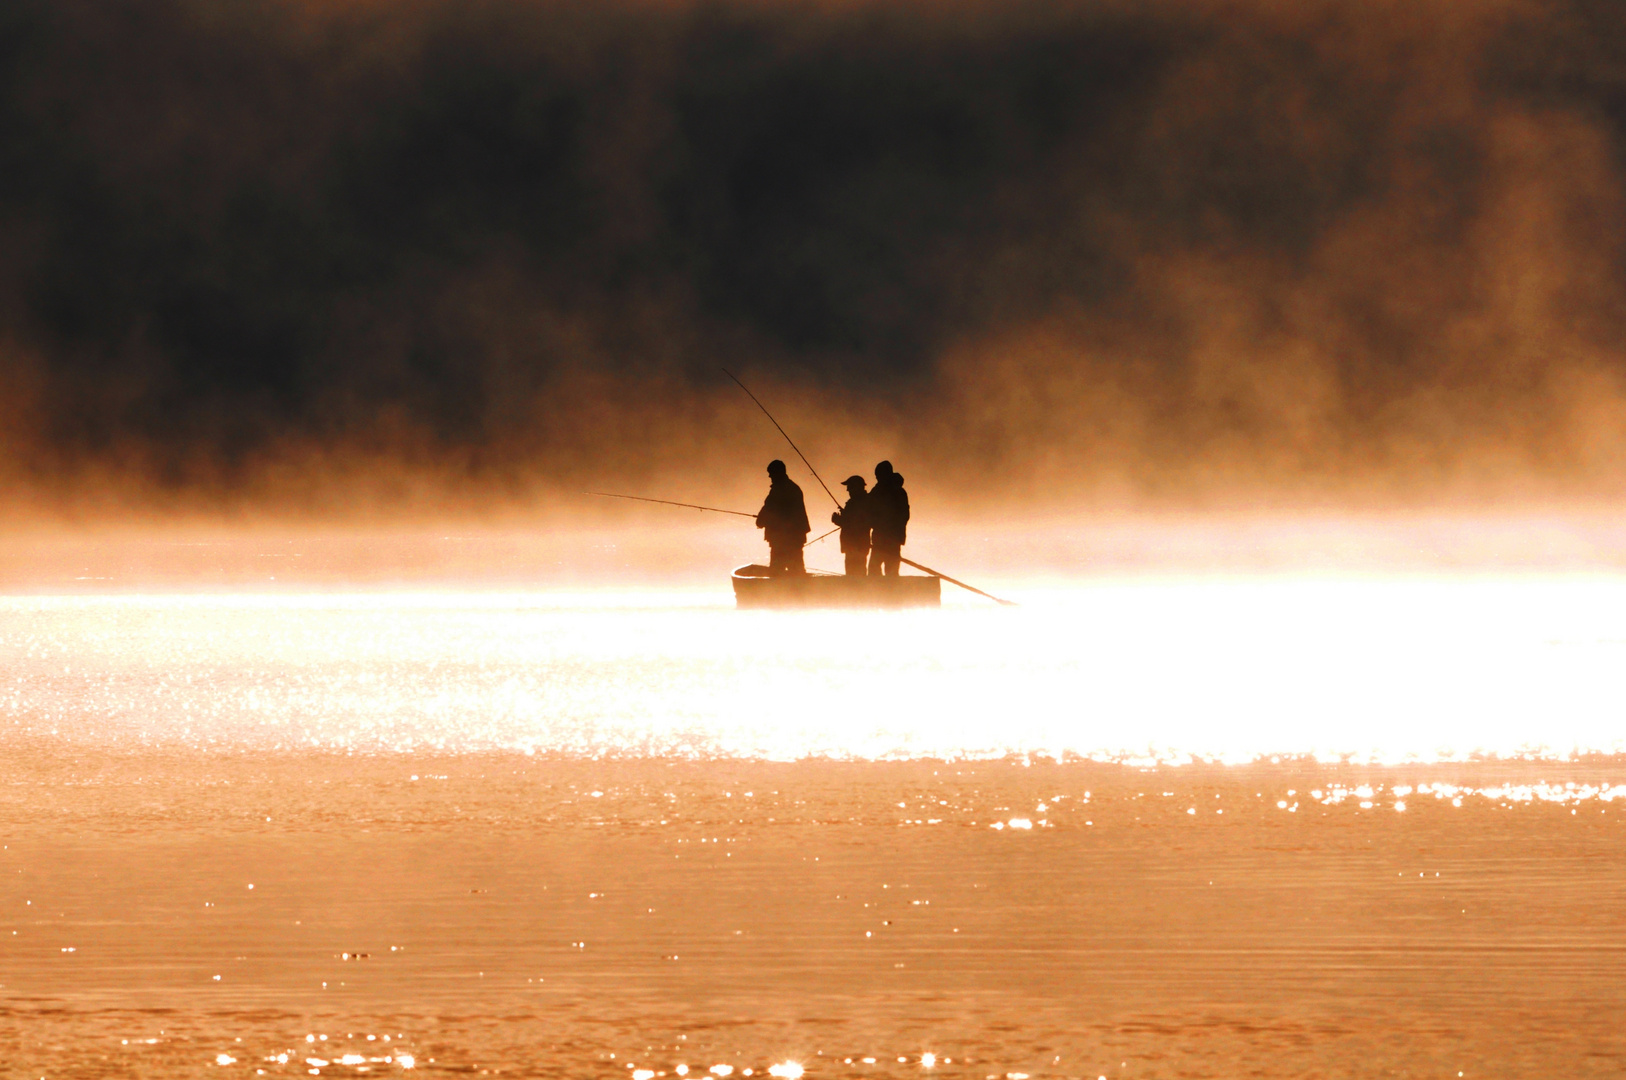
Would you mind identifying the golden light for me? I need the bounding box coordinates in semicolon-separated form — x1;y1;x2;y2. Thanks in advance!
6;575;1626;763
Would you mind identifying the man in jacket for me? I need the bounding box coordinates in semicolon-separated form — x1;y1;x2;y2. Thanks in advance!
831;475;871;576
867;460;910;577
755;459;810;575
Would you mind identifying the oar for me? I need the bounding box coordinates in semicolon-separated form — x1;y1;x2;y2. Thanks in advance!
900;557;1016;607
585;492;755;518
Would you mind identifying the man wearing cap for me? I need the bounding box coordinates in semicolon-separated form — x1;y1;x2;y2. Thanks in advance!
755;459;810;575
830;475;871;577
868;460;910;577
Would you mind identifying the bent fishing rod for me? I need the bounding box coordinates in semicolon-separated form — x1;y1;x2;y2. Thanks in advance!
586;491;838;549
585;491;754;517
721;370;1017;606
722;368;842;511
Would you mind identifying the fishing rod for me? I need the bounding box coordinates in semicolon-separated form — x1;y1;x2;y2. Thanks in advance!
589;492;839;552
721;371;1016;607
585;491;755;518
722;368;842;511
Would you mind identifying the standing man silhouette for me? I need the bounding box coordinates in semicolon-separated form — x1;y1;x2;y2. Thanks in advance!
867;460;910;577
755;459;809;575
831;475;871;577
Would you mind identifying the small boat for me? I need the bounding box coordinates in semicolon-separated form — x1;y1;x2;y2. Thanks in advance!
732;565;941;609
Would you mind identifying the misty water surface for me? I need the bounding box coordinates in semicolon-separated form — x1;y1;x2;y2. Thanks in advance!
5;580;1625;761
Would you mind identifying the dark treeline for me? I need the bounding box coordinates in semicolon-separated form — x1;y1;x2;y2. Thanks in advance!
5;0;1626;510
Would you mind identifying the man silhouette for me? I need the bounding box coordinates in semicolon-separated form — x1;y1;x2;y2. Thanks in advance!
831;475;871;577
867;460;910;577
755;459;809;575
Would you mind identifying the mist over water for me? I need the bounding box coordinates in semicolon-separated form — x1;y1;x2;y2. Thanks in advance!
6;0;1626;514
10;4;1626;1077
7;581;1626;762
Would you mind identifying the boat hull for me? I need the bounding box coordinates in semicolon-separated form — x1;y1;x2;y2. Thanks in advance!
732;567;941;609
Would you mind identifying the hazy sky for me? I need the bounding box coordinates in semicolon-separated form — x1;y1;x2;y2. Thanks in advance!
5;0;1626;518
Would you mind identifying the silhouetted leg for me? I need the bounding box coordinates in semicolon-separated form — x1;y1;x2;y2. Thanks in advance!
786;546;805;574
845;550;867;576
871;541;901;576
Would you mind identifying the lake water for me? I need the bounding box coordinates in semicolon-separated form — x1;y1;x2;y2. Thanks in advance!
4;581;1626;1077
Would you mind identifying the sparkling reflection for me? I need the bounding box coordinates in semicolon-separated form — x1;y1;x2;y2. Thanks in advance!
5;579;1626;761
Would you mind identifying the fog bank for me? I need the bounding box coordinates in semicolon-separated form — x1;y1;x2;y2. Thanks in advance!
5;0;1626;519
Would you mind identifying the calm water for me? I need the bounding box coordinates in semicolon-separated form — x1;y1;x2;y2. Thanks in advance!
3;582;1626;1077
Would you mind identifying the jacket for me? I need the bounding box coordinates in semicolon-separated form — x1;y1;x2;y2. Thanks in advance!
756;476;810;547
869;474;910;546
832;492;871;554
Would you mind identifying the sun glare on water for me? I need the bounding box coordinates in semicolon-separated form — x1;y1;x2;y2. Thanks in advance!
3;576;1624;763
